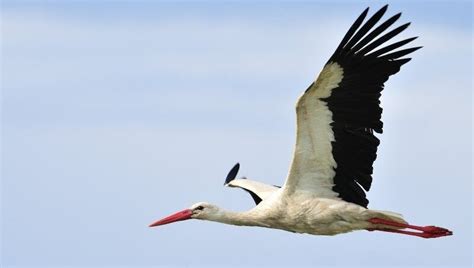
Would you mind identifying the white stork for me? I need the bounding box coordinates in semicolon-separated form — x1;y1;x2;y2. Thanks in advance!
150;5;452;239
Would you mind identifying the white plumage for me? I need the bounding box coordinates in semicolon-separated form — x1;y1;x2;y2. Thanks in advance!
150;5;452;239
285;62;343;198
226;178;279;201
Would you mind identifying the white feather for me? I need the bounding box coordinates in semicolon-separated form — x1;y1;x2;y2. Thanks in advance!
283;62;343;198
226;178;279;201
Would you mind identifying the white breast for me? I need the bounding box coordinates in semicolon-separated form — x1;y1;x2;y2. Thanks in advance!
253;191;372;235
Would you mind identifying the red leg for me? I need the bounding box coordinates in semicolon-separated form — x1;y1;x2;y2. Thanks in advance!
367;218;453;238
371;228;451;238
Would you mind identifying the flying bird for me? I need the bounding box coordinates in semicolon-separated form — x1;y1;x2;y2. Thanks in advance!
150;5;452;238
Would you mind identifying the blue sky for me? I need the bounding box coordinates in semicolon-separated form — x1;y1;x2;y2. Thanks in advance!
1;1;472;267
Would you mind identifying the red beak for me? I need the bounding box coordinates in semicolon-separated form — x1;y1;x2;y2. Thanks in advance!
149;209;193;227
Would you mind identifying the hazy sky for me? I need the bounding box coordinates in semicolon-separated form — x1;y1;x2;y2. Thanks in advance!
1;1;472;267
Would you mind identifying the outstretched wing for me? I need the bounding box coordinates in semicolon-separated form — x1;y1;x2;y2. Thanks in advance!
224;163;280;205
282;5;420;208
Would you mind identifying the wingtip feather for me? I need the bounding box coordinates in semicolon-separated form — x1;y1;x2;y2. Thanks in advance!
363;7;370;15
224;162;240;185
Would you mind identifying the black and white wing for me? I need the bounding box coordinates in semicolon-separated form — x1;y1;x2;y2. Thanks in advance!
224;163;279;205
282;5;421;208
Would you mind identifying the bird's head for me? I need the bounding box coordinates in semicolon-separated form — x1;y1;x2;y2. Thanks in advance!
149;202;219;227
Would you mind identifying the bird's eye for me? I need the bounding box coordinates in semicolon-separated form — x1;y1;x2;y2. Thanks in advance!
195;206;204;210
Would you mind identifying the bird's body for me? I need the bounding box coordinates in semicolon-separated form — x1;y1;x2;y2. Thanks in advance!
150;5;452;239
254;194;399;236
192;189;406;236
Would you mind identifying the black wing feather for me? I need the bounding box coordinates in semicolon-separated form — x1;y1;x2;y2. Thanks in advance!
322;5;419;207
341;5;388;53
351;13;401;53
243;189;263;205
332;7;369;58
366;37;418;58
357;23;412;57
224;163;240;185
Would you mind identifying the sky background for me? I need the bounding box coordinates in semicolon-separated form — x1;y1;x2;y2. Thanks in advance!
1;1;472;267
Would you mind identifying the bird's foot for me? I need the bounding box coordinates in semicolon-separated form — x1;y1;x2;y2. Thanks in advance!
420;226;453;236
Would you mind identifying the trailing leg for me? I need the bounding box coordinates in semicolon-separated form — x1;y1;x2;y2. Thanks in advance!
367;218;452;238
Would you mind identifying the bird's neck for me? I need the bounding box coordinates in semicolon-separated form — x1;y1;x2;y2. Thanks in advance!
207;209;265;227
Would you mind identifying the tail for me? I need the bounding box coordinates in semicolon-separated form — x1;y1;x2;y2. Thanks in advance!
369;209;407;224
